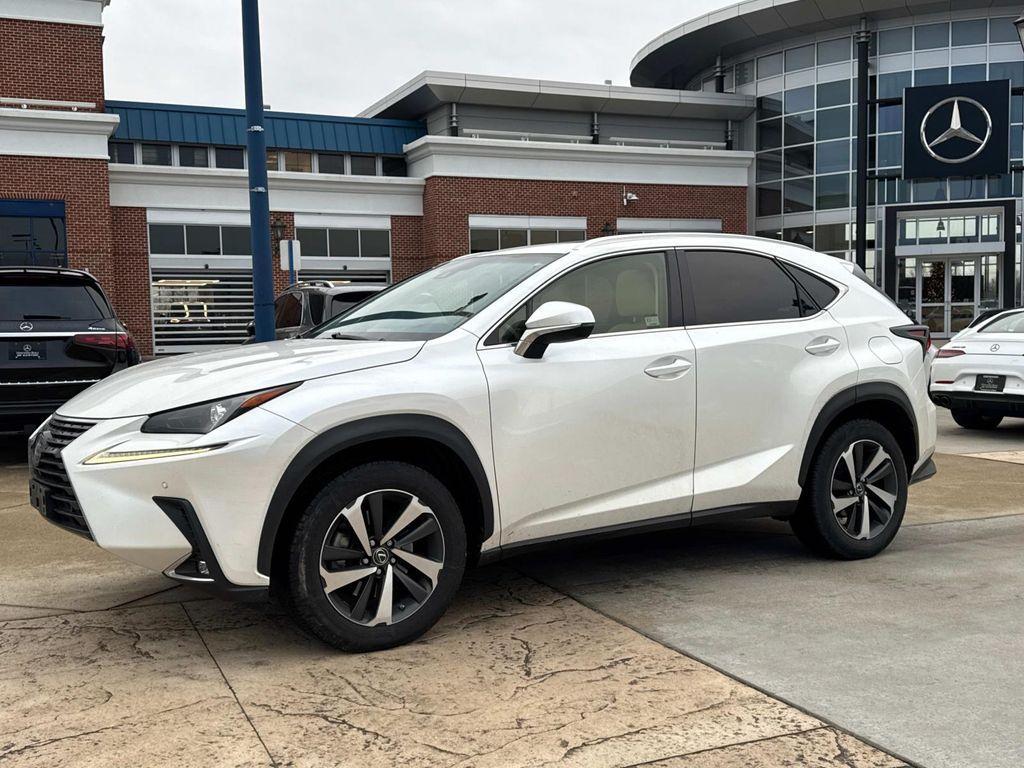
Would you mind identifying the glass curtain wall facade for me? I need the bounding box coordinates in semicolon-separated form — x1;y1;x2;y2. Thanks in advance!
700;13;1024;324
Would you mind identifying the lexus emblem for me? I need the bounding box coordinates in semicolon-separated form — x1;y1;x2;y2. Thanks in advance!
920;97;992;164
19;321;33;332
991;343;1001;352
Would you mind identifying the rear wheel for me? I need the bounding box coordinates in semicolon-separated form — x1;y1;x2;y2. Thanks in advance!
791;419;907;560
285;461;466;651
950;409;1003;430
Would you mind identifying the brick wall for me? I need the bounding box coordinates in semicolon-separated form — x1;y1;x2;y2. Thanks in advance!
390;215;425;282
0;154;115;282
270;211;296;293
402;176;748;278
110;207;153;356
0;18;105;109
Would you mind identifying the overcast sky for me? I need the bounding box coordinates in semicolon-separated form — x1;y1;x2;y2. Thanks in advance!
103;1;724;116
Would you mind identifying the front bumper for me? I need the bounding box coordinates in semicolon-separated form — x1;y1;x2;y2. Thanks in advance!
31;406;314;588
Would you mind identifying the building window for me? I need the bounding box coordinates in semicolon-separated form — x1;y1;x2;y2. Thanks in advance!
179;145;209;168
296;227;391;258
990;17;1019;44
914;22;948;50
468;227;585;253
185;225;221;255
148;224;186;254
318;153;346;174
221;226;251;255
282;151;312;173
877;27;912;55
951;19;987;46
382;156;407;177
816;37;850;65
147;223;252;256
266;149;280;171
108;141;135;164
350;155;378;176
784;45;814;72
141;143;172;166
215;146;245;169
0;201;67;267
757;52;783;79
734;60;754;86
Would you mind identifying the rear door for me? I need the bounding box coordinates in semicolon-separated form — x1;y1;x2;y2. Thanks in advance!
680;249;856;515
0;274;120;409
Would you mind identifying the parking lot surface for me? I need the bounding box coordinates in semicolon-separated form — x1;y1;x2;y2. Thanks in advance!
1;409;1021;766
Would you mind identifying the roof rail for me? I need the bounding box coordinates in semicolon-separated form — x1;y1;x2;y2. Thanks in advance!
289;279;335;289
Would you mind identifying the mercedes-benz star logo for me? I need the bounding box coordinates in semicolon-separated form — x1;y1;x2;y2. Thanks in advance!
921;97;992;164
991;344;1001;352
19;321;33;332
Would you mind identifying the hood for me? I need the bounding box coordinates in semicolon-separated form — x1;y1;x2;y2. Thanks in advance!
58;338;423;420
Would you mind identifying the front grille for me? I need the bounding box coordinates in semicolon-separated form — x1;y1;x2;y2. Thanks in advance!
29;416;96;538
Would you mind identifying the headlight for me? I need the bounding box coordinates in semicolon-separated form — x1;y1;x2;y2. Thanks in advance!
141;383;300;434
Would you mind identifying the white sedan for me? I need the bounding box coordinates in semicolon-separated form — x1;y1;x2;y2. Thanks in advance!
930;309;1024;429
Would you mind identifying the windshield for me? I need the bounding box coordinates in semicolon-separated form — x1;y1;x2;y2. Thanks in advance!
979;310;1024;334
314;252;562;341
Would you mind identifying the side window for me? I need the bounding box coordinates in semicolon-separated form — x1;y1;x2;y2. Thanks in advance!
492;251;670;344
274;292;302;328
685;250;813;326
784;263;840;308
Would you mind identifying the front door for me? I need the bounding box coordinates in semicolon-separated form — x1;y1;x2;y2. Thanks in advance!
918;257;979;337
477;250;696;546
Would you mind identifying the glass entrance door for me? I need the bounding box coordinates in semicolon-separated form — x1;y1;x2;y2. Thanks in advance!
916;256;988;337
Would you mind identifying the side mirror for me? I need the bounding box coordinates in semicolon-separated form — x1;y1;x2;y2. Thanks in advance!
245;320;255;337
514;301;595;359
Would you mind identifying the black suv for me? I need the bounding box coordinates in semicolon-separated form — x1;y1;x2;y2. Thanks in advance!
247;281;385;341
0;268;140;433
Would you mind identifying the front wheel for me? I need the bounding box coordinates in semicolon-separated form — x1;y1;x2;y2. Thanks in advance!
285;461;467;651
951;409;1003;431
791;419;908;560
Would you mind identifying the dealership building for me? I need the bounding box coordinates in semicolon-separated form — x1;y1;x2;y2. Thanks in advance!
2;0;1023;355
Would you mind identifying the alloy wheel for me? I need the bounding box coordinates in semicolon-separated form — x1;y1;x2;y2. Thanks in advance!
319;489;445;626
830;439;899;541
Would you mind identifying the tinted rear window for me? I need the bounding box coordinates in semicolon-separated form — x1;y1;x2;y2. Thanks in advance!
0;281;110;320
685;250;815;325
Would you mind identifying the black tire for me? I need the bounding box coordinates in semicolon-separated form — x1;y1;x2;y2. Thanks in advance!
790;419;908;560
950;409;1003;430
285;461;467;652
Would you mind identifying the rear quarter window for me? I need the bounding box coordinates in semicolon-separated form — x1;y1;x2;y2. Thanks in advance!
783;263;841;308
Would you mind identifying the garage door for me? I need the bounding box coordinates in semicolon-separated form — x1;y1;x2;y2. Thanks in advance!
150;268;254;355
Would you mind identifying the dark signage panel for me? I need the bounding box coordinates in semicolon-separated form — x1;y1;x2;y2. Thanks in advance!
903;80;1010;180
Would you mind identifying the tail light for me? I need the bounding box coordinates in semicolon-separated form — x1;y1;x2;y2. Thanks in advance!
935;348;965;358
72;332;136;360
890;324;930;359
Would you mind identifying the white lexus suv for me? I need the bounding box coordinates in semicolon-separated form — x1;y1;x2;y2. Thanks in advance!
29;234;937;651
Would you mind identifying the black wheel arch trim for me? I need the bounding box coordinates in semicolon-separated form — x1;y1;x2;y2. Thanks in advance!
799;382;919;488
257;414;494;577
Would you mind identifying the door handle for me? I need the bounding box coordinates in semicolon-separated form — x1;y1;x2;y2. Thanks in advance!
805;336;841;356
644;356;693;379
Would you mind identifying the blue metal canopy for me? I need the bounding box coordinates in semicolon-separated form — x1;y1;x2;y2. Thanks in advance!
106;101;425;155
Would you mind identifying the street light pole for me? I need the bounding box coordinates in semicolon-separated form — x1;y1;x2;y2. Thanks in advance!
241;0;275;342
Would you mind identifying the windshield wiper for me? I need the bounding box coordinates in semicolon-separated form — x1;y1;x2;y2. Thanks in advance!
330;332;372;340
22;314;65;320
